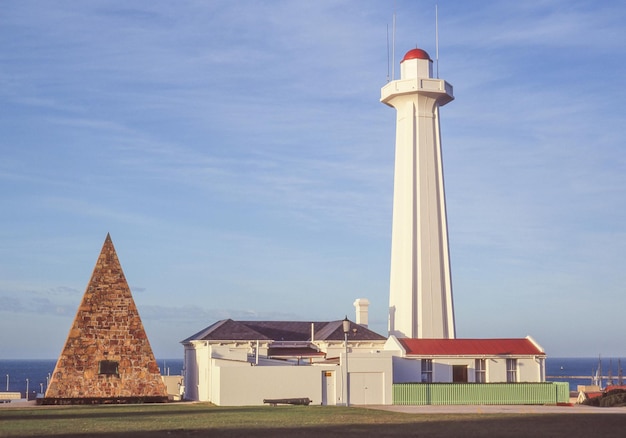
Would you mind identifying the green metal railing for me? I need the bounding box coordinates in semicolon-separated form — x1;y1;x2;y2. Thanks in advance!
393;382;569;405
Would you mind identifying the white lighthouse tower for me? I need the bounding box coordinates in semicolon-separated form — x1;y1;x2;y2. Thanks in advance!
382;48;456;339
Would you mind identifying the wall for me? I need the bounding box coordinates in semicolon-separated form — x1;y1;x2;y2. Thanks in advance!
390;356;545;384
391;357;420;383
184;342;254;401
161;375;184;400
212;352;394;406
184;342;394;406
518;357;544;382
314;341;387;361
343;351;394;405
183;343;204;401
208;358;250;404
485;357;542;383
213;365;334;406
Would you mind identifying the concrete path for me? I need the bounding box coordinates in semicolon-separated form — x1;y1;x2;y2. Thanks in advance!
365;404;626;415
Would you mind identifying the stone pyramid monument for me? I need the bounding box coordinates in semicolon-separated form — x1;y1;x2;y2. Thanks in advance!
42;234;168;404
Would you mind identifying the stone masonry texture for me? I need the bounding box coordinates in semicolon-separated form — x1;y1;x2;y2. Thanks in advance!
44;233;168;401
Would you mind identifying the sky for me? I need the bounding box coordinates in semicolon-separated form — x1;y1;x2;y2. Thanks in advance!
1;0;625;360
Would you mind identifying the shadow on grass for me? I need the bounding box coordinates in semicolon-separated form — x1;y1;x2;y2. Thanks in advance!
3;412;626;438
0;405;258;422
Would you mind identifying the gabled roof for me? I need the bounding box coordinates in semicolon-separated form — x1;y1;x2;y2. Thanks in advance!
181;319;272;343
182;319;386;343
398;338;545;356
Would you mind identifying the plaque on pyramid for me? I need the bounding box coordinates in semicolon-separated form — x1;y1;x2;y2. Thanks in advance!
41;234;168;404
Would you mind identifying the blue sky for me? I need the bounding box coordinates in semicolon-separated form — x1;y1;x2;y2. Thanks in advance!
1;0;625;359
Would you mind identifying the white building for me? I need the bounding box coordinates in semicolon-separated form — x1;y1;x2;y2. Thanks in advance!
181;317;393;406
178;46;549;407
385;336;546;383
382;48;456;339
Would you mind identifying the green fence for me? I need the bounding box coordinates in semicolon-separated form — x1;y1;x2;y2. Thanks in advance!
393;382;570;405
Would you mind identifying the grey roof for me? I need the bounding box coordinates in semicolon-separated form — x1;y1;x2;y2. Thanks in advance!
181;319;386;343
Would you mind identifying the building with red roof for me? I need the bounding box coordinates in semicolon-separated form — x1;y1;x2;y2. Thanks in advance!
385;336;546;383
179;45;549;405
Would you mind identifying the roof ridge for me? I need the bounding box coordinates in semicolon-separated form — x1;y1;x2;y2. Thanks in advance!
181;318;233;343
182;319;385;343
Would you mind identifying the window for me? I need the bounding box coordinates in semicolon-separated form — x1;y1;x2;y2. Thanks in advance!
506;358;517;383
475;359;486;383
99;360;119;376
421;359;433;383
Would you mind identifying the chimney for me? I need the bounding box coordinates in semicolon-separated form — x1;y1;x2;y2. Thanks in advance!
353;298;370;328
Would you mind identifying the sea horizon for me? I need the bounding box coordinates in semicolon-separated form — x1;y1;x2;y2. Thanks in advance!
1;356;624;399
1;358;184;400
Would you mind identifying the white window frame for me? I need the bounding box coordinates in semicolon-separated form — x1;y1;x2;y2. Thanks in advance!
506;358;518;383
475;358;486;383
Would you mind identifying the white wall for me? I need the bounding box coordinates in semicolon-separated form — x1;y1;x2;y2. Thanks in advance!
214;365;335;406
184;342;259;401
343;351;394;405
349;372;384;405
487;358;507;382
318;341;386;361
518;357;544;382
389;356;545;384
185;342;394;406
162;375;184;400
210;352;394;406
208;358;250;403
391;357;420;383
487;357;541;383
183;343;204;401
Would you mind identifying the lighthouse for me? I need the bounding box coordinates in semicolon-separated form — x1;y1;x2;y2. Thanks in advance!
382;48;456;339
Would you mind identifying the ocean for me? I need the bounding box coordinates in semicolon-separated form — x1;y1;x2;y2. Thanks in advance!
544;357;625;391
0;359;183;400
1;357;623;400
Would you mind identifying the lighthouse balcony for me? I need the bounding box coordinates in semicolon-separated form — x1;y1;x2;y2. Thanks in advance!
381;78;454;106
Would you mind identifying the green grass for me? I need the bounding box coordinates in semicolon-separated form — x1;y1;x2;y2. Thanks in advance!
0;403;625;437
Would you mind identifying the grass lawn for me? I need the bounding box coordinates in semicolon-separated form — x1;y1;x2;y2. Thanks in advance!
1;403;625;437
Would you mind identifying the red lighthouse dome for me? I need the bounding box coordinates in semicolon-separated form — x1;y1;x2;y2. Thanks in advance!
401;48;431;62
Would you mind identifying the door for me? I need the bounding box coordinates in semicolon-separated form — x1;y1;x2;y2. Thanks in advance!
349;372;384;405
453;365;468;383
321;371;336;405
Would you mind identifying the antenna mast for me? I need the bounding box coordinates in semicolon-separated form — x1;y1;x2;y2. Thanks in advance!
392;8;396;81
386;24;390;82
435;3;440;78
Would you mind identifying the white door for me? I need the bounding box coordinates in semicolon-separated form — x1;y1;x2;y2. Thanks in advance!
349;372;384;405
321;370;336;405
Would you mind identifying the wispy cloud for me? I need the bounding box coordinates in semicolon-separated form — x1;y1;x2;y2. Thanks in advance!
0;286;79;316
1;1;625;357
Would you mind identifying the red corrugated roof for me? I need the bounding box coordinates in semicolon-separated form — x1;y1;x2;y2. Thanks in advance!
398;338;544;356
